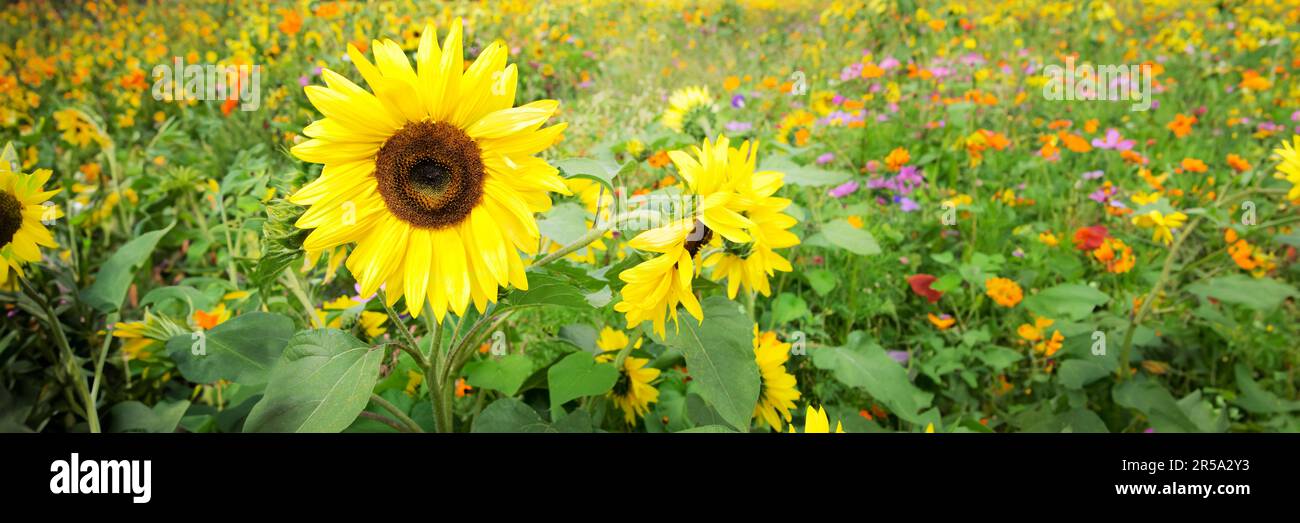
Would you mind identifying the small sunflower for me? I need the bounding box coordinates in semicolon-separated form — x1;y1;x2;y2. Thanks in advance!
752;328;800;431
701;140;799;298
610;356;660;425
0;165;61;286
661;86;715;138
614;135;755;337
290;21;569;321
1273;135;1300;201
594;325;630;362
788;405;844;433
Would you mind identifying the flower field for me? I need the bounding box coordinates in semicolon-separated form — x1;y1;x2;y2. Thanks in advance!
3;0;1300;434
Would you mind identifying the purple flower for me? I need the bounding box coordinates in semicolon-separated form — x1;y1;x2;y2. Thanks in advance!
724;121;752;132
816;153;835;165
895;196;919;212
298;76;310;87
886;350;910;365
1081;170;1104;180
828;180;859;198
731;94;746;108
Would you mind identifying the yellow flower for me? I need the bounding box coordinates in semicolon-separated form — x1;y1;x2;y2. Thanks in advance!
984;277;1023;308
403;369;423;396
594;326;630;362
1131;210;1187;245
610;356;660;425
0;163;61;286
1037;231;1059;247
753;329;800;431
790;405;844;433
53;108;108;149
615;135;755;337
289;21;569;322
660;85;714;137
701;140;800;299
1130;191;1161;206
1273;135;1300;201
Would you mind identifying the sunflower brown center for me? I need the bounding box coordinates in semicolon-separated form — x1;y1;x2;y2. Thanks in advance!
683;218;713;258
0;191;22;247
373;120;485;229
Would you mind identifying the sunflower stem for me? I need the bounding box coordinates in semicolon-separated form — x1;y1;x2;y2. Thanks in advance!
369;393;424;432
530;210;661;268
89;310;120;417
281;268;322;328
19;275;99;432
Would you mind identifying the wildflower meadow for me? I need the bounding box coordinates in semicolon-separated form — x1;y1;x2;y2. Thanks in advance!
4;0;1300;437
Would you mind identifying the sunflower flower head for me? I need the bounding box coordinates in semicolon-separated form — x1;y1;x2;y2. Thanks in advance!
701;140;800;299
1273;135;1300;201
790;405;844;433
289;21;569;322
610;356;660;425
614;135;756;337
752;327;800;431
661;85;715;139
0;160;62;286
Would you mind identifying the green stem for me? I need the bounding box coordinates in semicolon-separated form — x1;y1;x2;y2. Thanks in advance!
20;275;99;432
530;210;660;268
369;393;424;432
1117;215;1203;380
281;268;321;328
89;311;121;415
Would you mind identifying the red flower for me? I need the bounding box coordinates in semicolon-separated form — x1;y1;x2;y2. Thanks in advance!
1072;225;1108;251
907;273;943;303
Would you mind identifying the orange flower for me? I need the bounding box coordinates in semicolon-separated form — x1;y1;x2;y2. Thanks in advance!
1035;331;1064;357
1226;154;1251;173
1092;238;1135;274
193;304;230;330
1180;158;1207;173
1167;113;1197;138
927;313;956;330
455;378;473;397
1239;70;1271;91
860;63;885;79
984;278;1023;308
885;147;910;171
1057;131;1092;153
277;8;303;36
1017;316;1054;342
1120;150;1149;165
647;150;671;167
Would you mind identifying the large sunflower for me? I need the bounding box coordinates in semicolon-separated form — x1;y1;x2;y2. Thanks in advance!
290;21;569;320
752;328;800;431
0;165;61;286
614;135;754;337
702;140;799;298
